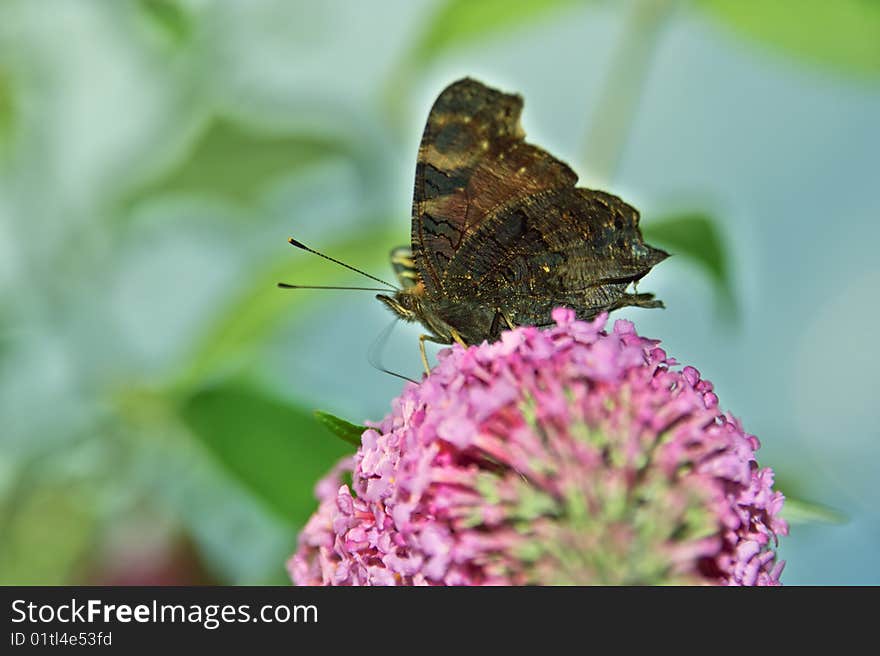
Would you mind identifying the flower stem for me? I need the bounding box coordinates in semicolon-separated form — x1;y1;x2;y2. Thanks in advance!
583;0;676;184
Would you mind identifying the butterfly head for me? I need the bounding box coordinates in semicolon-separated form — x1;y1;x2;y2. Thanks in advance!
376;288;421;323
381;246;438;332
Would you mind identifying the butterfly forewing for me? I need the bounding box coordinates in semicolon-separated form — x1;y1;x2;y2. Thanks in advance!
412;78;577;296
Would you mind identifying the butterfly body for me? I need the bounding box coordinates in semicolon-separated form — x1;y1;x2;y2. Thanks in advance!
378;78;667;350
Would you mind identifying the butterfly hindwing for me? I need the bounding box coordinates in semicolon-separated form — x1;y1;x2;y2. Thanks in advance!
434;187;667;342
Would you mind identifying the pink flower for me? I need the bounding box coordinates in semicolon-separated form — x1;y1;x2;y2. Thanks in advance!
290;309;787;585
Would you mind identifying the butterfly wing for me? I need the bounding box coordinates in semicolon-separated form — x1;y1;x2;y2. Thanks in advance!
411;78;578;296
411;78;667;344
435;186;668;342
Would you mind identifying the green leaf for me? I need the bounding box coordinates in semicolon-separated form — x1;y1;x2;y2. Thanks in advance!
384;0;585;121
410;0;583;66
780;495;847;526
641;212;736;317
179;383;353;526
137;0;194;46
127;117;353;209
696;0;880;77
0;481;97;584
314;410;365;447
772;471;846;526
175;222;399;389
114;387;298;584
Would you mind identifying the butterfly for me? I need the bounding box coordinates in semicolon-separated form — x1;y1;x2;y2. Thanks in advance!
281;78;667;374
377;78;667;370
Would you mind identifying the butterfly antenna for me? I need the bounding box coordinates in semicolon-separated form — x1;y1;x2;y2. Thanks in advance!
277;283;392;292
287;237;397;290
368;317;418;384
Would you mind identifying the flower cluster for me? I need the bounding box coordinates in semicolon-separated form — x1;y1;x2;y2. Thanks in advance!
290;309;787;585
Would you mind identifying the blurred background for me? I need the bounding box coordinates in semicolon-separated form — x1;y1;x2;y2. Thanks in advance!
0;0;877;585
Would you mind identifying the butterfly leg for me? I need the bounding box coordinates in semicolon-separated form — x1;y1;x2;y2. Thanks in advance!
449;327;467;348
489;310;516;337
418;334;448;375
610;292;664;311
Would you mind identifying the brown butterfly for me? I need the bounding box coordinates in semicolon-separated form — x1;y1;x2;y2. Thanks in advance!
282;78;667;373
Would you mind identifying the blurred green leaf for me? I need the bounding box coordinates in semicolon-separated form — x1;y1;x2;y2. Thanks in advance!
411;0;583;66
137;0;194;46
773;471;847;526
696;0;880;76
642;212;736;317
385;0;585;122
0;482;97;584
314;410;364;447
114;387;297;584
781;495;847;526
127;117;354;209
176;222;399;389
179;383;352;526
